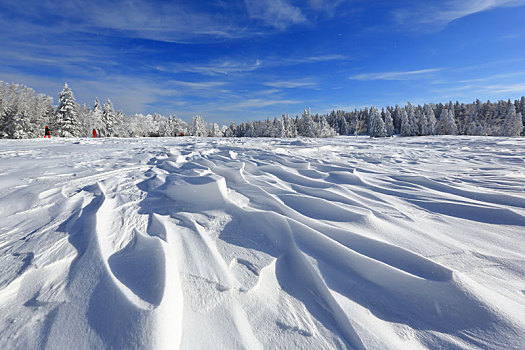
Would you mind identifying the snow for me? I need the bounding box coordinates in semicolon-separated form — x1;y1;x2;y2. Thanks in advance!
0;135;524;349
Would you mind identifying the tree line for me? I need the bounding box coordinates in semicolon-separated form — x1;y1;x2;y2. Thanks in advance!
1;81;523;139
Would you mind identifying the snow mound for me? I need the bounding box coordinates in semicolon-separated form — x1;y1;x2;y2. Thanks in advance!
160;173;229;210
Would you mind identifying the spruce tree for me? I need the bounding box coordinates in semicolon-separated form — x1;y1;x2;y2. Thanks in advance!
501;105;524;136
400;108;418;136
369;107;387;137
92;98;103;134
416;107;427;136
439;109;458;135
102;99;116;137
384;109;394;136
55;83;80;137
318;115;336;137
299;109;316;137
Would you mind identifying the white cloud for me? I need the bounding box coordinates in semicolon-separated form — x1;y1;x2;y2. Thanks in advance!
169;80;227;89
459;71;525;84
264;79;316;88
350;68;442;81
156;55;345;76
218;98;301;110
244;0;305;29
0;0;260;43
184;60;263;76
482;83;525;94
307;0;347;16
395;0;525;29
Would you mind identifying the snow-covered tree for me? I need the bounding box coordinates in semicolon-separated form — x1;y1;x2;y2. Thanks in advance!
273;116;285;137
501;104;524;136
438;108;458;135
369;107;387;137
298;109;316;137
77;103;93;137
318;115;336;137
55;83;80;137
422;104;437;135
383;109;394;136
3;109;31;139
101;99;117;137
282;114;297;137
208;122;222;137
332;112;349;135
91;98;103;134
465;108;485;136
400;108;418;136
393;105;403;134
190;115;207;136
416;107;427;136
0;82;53;138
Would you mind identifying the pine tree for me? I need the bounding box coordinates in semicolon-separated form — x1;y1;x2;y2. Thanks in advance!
282;114;297;137
92;98;103;134
424;104;437;135
274;116;285;137
383;109;394;136
101;99;116;137
439;109;458;135
519;96;525;135
368;107;387;137
318;115;336;137
405;103;419;136
393;105;402;134
77;103;93;137
501;104;524;136
298;109;316;137
400;108;418;136
465;108;486;136
55;83;80;137
416;107;427;136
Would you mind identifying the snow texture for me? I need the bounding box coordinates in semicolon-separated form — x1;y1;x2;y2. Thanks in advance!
0;136;524;349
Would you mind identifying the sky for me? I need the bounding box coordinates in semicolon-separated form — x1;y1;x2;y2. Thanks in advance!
1;0;525;125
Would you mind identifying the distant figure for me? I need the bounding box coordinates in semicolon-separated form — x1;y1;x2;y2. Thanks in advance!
180;132;185;136
93;129;97;138
44;126;51;138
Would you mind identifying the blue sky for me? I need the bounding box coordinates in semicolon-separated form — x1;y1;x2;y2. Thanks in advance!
1;0;525;124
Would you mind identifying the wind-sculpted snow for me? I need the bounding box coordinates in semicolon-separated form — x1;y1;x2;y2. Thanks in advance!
0;136;524;349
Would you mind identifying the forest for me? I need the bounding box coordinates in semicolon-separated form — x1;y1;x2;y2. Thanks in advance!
1;81;524;139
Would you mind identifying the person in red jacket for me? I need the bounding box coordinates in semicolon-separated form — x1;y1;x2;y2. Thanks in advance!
44;126;51;138
93;129;97;138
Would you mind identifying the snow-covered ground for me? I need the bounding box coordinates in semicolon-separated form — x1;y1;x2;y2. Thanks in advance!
1;136;524;349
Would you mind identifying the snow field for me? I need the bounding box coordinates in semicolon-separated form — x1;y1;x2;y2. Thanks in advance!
0;136;524;349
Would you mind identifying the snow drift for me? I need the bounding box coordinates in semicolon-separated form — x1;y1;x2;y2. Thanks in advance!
0;136;524;349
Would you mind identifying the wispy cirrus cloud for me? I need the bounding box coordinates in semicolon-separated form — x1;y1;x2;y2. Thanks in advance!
244;0;305;29
479;83;525;94
0;1;257;43
307;0;350;18
217;98;301;110
394;0;525;29
168;80;228;89
459;71;525;84
156;54;345;76
264;79;316;88
350;68;442;81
